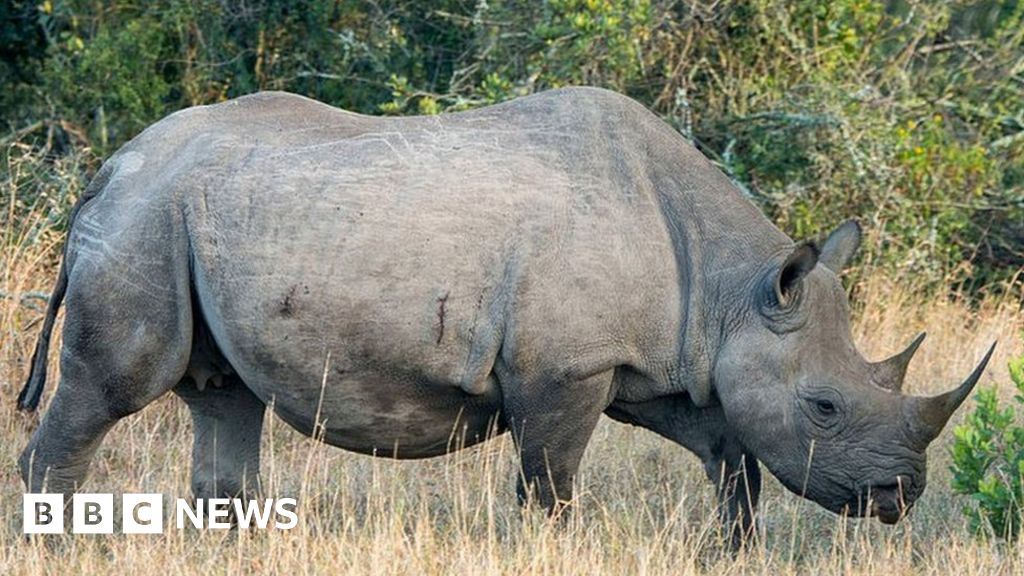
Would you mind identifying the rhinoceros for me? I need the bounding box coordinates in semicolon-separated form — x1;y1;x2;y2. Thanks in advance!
18;87;993;541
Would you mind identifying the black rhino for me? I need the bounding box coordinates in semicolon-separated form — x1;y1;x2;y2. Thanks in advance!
17;87;993;543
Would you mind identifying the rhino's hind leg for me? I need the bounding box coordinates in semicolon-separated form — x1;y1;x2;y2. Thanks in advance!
18;387;119;495
505;371;615;514
173;374;265;501
19;276;192;495
704;446;761;550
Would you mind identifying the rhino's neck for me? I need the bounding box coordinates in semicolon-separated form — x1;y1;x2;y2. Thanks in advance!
651;146;791;407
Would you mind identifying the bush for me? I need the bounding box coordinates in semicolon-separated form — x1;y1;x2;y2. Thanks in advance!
1;0;1022;291
950;347;1024;539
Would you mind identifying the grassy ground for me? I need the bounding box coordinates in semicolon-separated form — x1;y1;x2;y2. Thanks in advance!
1;165;1022;574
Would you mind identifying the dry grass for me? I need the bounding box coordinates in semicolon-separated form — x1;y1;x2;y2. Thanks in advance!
1;154;1022;574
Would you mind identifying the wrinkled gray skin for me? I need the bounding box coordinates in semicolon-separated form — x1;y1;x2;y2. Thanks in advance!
18;87;993;544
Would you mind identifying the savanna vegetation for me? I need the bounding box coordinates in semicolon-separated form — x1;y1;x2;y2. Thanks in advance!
1;0;1023;574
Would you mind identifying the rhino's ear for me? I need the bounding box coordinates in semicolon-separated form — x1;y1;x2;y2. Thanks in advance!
819;220;862;273
774;242;819;307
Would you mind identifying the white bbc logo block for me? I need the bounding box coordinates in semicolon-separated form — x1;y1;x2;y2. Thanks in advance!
122;494;163;534
23;493;64;534
72;493;114;534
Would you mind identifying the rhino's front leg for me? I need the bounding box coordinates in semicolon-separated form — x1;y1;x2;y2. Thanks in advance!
504;371;615;514
605;393;760;548
703;443;761;549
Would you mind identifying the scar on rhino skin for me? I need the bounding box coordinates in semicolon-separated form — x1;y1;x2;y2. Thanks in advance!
280;285;297;317
436;291;450;345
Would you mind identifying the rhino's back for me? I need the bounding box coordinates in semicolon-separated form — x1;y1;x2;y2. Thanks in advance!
185;88;674;379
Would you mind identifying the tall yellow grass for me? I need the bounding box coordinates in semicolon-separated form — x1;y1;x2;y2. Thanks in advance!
1;148;1022;574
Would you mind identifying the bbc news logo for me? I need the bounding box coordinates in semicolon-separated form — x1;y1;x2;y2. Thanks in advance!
23;494;298;534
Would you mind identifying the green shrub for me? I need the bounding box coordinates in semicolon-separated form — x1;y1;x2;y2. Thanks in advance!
950;347;1024;539
2;0;1022;290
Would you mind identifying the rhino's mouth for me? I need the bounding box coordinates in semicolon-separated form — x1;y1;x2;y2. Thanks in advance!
851;482;913;524
868;484;909;524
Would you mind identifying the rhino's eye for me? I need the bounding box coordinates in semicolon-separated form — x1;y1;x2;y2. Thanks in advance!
799;391;844;432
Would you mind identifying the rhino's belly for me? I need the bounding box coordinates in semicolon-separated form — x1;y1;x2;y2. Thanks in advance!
259;368;506;459
190;263;510;458
188;219;512;458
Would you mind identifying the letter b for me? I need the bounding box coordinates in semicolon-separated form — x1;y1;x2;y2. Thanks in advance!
23;494;64;534
73;494;113;534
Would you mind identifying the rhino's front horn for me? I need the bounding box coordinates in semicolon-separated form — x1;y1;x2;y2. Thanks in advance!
907;342;997;447
872;332;927;392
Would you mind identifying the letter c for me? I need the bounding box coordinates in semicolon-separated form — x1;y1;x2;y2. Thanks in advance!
132;501;152;526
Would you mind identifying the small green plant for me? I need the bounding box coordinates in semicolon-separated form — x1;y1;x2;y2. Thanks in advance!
950;348;1024;539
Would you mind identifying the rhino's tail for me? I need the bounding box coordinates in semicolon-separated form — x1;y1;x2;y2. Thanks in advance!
17;165;111;412
16;257;68;411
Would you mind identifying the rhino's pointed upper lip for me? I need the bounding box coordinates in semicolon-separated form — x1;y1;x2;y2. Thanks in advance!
870;495;910;524
850;481;914;522
874;506;904;524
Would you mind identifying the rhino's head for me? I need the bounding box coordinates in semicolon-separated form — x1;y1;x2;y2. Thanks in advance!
713;221;994;523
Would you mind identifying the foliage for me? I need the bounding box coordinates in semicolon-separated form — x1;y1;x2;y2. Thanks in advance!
1;0;1022;291
950;347;1024;539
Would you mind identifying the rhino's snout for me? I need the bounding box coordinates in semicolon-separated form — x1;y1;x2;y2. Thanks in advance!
854;475;922;524
869;484;907;524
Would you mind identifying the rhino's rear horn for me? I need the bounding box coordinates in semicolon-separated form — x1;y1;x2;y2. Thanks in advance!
907;342;996;447
871;332;926;392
